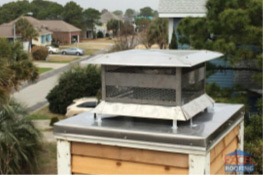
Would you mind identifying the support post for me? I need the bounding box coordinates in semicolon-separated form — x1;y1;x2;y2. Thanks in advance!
176;67;182;105
189;153;210;174
168;18;174;44
172;119;177;130
238;120;244;151
57;139;71;175
101;66;106;100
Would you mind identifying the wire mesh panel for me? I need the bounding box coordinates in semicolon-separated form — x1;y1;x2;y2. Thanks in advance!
182;80;205;104
106;86;176;106
104;66;177;106
181;64;206;104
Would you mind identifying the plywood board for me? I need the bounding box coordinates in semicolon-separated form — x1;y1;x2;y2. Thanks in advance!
71;155;189;174
71;142;188;168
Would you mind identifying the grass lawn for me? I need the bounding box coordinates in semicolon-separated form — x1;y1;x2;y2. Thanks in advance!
35;142;57;174
60;38;113;55
38;67;53;74
29;105;65;120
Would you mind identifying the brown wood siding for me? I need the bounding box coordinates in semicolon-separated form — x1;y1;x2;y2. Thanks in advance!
71;142;189;174
210;125;240;174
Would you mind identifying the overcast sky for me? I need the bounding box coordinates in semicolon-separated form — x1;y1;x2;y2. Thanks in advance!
0;0;160;11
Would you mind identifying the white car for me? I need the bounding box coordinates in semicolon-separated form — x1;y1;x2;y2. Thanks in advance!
66;97;98;117
46;46;59;54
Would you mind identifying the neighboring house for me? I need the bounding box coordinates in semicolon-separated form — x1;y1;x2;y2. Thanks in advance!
0;25;21;41
0;16;52;47
158;0;261;109
41;20;82;45
87;11;123;39
159;0;206;47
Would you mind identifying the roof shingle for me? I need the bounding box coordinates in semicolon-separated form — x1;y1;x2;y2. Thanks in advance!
159;0;207;17
41;20;81;32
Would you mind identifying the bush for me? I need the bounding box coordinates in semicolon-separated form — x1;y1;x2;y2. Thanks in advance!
51;42;59;48
46;65;101;114
32;46;48;60
105;33;110;37
50;117;59;126
169;29;178;49
97;31;104;38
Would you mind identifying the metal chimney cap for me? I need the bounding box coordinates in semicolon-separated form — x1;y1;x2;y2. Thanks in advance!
82;49;223;68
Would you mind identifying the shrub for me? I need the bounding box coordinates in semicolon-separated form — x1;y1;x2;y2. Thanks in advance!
97;31;104;38
105;33;110;37
169;29;178;49
32;46;48;60
46;65;101;114
50;117;59;126
51;42;59;48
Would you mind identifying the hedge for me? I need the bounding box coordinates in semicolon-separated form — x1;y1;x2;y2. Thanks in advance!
46;65;101;114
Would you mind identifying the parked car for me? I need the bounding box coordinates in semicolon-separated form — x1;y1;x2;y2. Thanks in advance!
46;46;59;54
66;97;97;117
61;47;85;56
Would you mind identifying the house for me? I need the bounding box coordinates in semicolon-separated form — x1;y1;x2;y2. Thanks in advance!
87;11;123;39
158;0;261;113
41;20;82;44
0;16;53;47
159;0;206;47
0;25;21;41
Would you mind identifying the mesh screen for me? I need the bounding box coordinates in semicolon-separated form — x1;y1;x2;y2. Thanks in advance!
106;66;176;75
182;80;205;104
106;86;176;105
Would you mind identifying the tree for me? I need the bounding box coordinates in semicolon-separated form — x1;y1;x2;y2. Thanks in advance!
15;18;39;53
0;0;32;25
125;9;135;18
147;18;168;49
47;65;101;114
177;0;262;84
169;29;178;49
31;0;63;20
83;8;101;36
140;7;154;17
113;10;123;17
62;1;83;28
0;99;41;174
0;38;38;105
110;22;137;52
101;9;108;14
107;19;123;37
135;18;151;32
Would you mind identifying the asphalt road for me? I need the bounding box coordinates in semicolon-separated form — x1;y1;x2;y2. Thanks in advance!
12;46;112;112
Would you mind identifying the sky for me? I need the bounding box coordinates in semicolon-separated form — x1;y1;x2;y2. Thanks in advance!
0;0;160;11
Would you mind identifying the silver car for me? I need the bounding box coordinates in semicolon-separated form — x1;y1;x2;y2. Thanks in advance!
61;47;85;56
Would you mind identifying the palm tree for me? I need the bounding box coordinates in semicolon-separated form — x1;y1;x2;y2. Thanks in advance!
0;99;41;174
0;38;38;106
15;18;39;53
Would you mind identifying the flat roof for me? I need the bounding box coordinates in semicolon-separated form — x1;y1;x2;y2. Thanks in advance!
54;103;244;149
82;49;223;67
